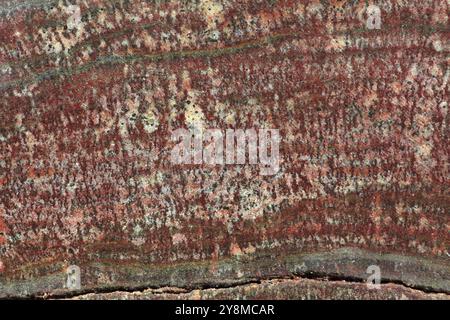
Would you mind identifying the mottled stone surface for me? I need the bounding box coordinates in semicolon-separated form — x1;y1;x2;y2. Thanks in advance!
0;0;449;299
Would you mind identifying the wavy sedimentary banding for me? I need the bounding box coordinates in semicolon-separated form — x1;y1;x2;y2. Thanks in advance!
0;0;448;299
0;248;449;298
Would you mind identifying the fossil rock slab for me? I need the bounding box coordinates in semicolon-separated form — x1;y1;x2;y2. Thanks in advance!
0;0;448;299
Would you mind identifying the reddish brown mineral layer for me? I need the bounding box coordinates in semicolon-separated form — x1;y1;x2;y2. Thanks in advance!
0;0;448;299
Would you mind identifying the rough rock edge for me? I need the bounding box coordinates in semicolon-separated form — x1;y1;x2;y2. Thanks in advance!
67;277;449;300
1;247;449;299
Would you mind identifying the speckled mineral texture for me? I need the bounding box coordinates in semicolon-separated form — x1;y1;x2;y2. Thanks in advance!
0;0;448;299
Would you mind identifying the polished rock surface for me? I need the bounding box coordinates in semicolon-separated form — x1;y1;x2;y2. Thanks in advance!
0;0;448;299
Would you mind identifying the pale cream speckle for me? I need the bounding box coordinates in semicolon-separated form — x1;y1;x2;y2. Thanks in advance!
200;0;225;28
143;107;159;134
172;233;187;246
